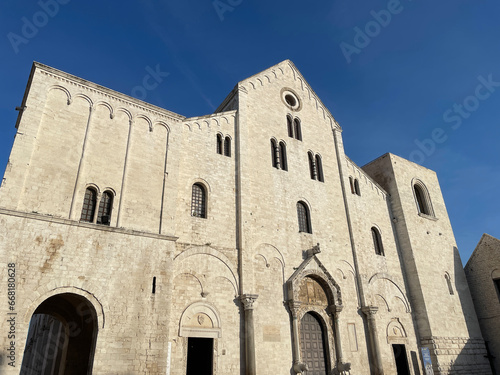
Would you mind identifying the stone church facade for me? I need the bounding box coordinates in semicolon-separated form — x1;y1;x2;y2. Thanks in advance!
0;60;492;374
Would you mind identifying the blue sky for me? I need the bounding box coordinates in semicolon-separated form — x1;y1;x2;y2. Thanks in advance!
1;0;499;263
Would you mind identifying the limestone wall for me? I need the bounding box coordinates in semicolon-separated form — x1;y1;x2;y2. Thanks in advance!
465;234;500;374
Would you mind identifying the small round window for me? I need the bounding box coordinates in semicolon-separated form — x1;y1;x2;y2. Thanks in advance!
281;89;301;111
285;94;296;107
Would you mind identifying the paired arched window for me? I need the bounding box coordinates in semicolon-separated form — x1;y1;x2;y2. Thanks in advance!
297;201;312;233
308;152;324;182
216;134;223;154
191;183;207;218
97;191;113;225
80;187;97;222
279;142;287;171
217;134;231;157
271;139;278;168
287;115;302;141
287;116;294;138
349;177;361;196
270;139;287;171
81;187;114;225
224;136;231;157
413;180;433;216
371;227;384;256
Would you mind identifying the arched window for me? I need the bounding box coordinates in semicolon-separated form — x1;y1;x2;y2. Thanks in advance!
315;155;324;182
216;134;223;155
297;201;312;233
191;184;207;218
97;191;113;225
308;152;316;180
80;187;97;222
279;142;287;171
371;227;384;256
294;118;302;141
354;179;361;196
224;136;231;157
413;182;433;216
287;115;294;138
271;139;278;168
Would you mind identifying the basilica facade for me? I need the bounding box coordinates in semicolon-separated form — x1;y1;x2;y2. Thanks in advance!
0;60;492;374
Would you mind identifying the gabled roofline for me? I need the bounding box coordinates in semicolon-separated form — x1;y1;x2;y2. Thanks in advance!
465;233;500;268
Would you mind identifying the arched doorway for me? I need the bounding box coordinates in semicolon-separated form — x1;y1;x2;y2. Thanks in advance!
20;293;98;375
300;312;328;375
286;252;345;374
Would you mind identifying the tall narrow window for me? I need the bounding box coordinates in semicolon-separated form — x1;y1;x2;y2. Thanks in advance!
80;187;97;222
349;177;355;194
287;115;294;138
445;273;454;295
308;152;316;180
315;155;324;182
97;191;113;225
294;118;302;141
191;184;207;218
297;201;312;233
224;136;231;157
493;278;500;302
371;227;384;256
216;134;223;155
354;179;361;196
279;142;287;171
271;139;278;168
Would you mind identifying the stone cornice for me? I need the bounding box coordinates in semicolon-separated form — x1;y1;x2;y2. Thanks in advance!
33;62;185;123
0;207;178;241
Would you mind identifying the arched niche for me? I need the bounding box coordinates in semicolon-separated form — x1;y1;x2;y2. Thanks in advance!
179;301;222;338
386;318;408;344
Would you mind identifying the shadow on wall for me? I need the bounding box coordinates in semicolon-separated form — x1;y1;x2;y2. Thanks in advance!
447;247;492;374
453;246;478;337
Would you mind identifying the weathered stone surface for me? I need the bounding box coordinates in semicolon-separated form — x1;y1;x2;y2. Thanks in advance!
0;60;491;374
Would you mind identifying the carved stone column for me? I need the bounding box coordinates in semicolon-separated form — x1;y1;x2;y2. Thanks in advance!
328;305;345;365
241;294;258;375
287;301;308;373
362;306;384;375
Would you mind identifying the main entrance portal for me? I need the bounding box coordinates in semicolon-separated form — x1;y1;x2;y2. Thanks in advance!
186;337;213;375
300;312;328;375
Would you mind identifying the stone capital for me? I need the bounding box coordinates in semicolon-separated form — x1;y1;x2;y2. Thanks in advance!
361;306;379;318
287;300;302;318
328;304;343;315
240;294;258;310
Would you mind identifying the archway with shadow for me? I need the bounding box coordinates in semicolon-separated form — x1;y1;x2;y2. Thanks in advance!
20;293;98;375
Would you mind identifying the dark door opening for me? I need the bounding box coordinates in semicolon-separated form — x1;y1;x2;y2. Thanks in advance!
20;293;97;375
300;312;328;375
186;337;213;375
392;344;411;375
